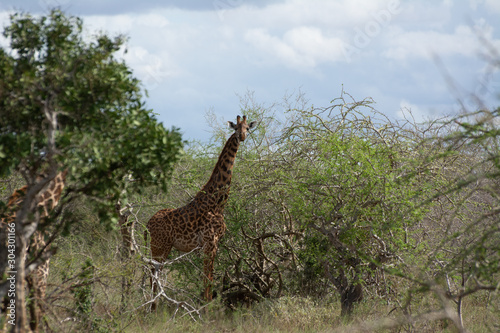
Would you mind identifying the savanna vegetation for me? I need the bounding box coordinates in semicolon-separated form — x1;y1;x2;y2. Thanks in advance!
1;10;499;333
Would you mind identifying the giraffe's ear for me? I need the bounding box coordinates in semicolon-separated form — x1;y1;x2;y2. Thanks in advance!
228;121;237;130
248;121;257;129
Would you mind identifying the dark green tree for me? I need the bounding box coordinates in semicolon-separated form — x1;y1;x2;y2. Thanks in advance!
0;10;182;332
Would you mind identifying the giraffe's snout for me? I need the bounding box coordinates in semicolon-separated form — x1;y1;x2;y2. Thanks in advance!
239;131;248;141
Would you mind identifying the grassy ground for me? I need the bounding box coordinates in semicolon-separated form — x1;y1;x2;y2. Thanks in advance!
44;222;499;333
120;295;498;333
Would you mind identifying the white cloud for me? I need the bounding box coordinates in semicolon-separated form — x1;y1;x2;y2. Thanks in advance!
485;0;500;12
470;0;500;13
284;27;346;63
397;99;430;122
84;14;134;34
225;0;403;33
0;0;498;141
397;99;458;123
80;13;187;92
0;11;11;49
123;46;178;91
383;25;485;60
135;13;169;28
245;26;346;69
245;29;296;64
84;13;170;37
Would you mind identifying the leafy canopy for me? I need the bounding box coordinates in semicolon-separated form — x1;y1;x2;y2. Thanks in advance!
0;10;183;220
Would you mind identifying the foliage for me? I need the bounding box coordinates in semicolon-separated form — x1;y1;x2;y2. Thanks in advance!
0;10;182;330
0;9;183;213
69;258;94;316
274;93;440;316
397;107;500;331
0;8;499;332
172;92;438;316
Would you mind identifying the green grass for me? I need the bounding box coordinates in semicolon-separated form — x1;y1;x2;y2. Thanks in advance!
125;297;340;333
116;294;499;333
42;222;499;333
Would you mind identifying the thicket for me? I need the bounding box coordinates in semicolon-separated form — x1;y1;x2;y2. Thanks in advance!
15;91;495;333
0;10;499;333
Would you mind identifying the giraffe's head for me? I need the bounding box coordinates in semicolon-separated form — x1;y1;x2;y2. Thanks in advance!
228;115;257;141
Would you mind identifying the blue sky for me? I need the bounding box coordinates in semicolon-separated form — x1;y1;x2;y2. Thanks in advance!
1;0;499;141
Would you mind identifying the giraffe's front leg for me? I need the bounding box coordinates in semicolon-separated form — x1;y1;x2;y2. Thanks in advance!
201;213;225;302
203;245;217;301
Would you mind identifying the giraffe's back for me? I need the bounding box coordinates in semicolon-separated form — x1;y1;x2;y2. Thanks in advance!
146;203;226;258
146;205;201;256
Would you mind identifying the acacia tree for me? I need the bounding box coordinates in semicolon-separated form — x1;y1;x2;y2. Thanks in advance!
270;92;438;316
397;107;500;331
183;92;436;315
388;42;500;331
0;10;182;332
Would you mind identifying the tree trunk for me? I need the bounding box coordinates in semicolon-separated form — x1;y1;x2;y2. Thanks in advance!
340;283;363;317
323;264;363;317
116;203;134;313
13;232;28;333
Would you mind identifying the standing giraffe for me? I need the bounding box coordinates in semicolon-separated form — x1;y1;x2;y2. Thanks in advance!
2;169;67;332
146;115;256;307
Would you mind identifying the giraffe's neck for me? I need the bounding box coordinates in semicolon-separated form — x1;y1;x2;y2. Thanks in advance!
36;170;67;217
6;170;68;219
195;132;241;212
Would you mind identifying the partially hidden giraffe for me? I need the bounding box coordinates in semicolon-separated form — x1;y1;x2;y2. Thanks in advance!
2;169;67;332
146;115;256;307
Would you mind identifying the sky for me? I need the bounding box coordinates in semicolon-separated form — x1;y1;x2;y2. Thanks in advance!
1;0;499;142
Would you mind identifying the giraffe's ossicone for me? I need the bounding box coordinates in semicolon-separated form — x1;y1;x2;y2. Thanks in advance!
146;115;256;307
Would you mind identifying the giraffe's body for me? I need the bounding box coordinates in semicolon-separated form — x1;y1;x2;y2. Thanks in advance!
147;115;256;305
2;169;67;332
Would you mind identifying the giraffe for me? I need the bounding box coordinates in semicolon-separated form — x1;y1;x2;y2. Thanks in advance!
2;169;67;332
146;115;256;307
